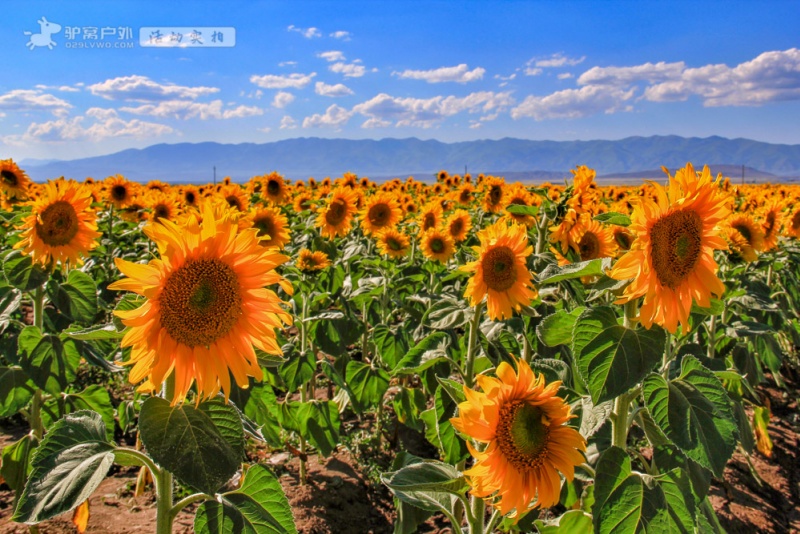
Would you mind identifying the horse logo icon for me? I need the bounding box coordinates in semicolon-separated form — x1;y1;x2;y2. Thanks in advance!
24;17;62;50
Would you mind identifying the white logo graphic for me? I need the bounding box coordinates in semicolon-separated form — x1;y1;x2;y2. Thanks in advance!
24;17;62;50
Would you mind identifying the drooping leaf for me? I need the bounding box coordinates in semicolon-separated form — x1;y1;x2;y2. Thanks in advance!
0;366;35;417
538;258;612;285
17;326;82;396
345;361;389;413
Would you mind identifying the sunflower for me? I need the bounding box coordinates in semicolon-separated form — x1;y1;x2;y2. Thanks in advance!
180;186;201;210
724;214;764;262
759;202;784;251
612;226;635;253
482;176;506;213
292;192;314;213
503;184;538;227
105;175;135;209
418;202;443;233
316;187;359;239
456;183;475;206
262;172;288;204
375;228;410;259
788;206;800;238
249;206;291;249
15;179;102;268
420;228;455;263
446;209;473;243
451;358;586;515
297;249;330;272
146;192;181;223
0;159;31;199
462;220;536;321
109;202;292;404
220;185;249;212
566;213;617;261
609;163;730;333
146;180;170;193
361;192;403;236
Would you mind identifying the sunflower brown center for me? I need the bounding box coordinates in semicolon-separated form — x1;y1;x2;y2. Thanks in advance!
1;170;19;186
732;222;753;245
326;198;347;226
226;195;243;210
649;208;703;289
35;200;80;247
578;231;600;260
460;190;472;204
153;204;171;220
430;237;445;253
481;246;517;291
496;401;550;472
489;185;503;205
368;203;390;226
160;258;242;347
185;192;197;205
254;215;274;238
423;213;436;230
764;212;776;236
614;229;633;251
267;179;281;196
450;219;464;237
792;210;800;232
111;185;128;202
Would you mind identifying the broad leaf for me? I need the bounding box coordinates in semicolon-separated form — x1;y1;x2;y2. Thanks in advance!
3;250;48;291
138;397;241;494
572;306;665;404
372;324;408;370
41;385;116;441
537;307;585;347
538;258;612;285
194;465;297;534
0;366;35;417
13;411;114;524
53;270;98;325
345;361;389;413
294;400;341;456
18;326;81;396
642;356;737;477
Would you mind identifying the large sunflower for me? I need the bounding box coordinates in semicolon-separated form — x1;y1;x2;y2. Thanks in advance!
482;176;506;214
15;179;101;268
451;358;586;515
249;206;291;249
316;188;359;239
566;213;617;261
220;184;249;212
361;192;403;236
262;172;288;205
146;191;181;223
0;159;31;200
462;220;536;321
109;203;292;404
609;163;730;333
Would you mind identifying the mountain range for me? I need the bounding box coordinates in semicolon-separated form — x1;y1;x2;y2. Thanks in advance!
16;135;800;184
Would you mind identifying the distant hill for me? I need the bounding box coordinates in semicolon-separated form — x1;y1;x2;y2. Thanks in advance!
16;135;800;183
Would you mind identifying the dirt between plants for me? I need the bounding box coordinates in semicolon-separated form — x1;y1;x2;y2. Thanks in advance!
1;377;798;533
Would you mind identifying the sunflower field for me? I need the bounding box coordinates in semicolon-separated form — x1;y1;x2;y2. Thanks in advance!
1;158;799;533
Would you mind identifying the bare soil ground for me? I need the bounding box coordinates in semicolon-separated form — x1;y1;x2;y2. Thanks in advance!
2;376;798;533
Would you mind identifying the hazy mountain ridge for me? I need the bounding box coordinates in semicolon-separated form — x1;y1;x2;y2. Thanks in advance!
17;135;800;183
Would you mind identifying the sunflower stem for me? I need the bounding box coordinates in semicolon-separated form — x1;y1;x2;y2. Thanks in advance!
299;386;308;485
522;329;533;364
611;390;632;449
766;262;774;287
484;508;502;534
361;301;370;361
154;466;174;534
468;494;486;534
29;286;46;440
707;313;717;360
535;215;547;255
464;301;484;389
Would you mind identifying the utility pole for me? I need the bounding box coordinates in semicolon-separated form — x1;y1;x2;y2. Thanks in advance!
213;166;217;186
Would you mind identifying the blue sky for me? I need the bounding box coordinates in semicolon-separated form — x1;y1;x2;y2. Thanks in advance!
1;0;799;160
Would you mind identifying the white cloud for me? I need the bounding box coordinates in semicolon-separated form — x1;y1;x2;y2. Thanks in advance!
278;61;298;67
361;117;391;128
352;91;514;128
394;64;486;84
578;61;685;86
272;91;295;109
558;73;574;80
287;25;321;38
280;115;298;129
330;30;351;40
644;48;800;106
34;84;80;93
524;67;543;76
88;75;219;102
315;81;354;97
258;126;272;133
318;51;345;62
511;85;635;120
302;104;352;129
0;89;73;114
250;72;316;89
329;62;366;78
469;121;482;129
534;53;586;68
120;100;263;120
3;109;174;144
